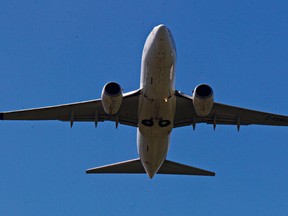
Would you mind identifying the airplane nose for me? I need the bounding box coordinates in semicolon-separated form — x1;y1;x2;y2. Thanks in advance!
154;24;170;39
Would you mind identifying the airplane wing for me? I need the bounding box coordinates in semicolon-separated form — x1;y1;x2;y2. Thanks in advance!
174;90;288;128
0;90;141;127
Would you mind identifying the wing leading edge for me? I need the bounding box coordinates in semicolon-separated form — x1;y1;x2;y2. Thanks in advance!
86;158;215;176
174;90;288;128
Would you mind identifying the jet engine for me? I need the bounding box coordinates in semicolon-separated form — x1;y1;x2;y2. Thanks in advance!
192;84;214;117
101;82;123;115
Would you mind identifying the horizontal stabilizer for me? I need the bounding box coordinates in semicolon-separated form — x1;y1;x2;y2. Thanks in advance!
158;160;215;176
86;158;215;176
86;158;145;174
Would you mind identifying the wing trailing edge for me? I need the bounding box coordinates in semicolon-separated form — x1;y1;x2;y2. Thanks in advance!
86;158;215;176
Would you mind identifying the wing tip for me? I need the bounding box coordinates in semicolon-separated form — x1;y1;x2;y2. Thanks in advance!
86;169;93;174
208;171;216;177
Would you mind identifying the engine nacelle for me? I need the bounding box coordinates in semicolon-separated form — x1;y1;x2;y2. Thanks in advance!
101;82;123;115
192;84;214;117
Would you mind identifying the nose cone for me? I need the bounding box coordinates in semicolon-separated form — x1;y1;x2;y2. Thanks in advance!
153;24;170;39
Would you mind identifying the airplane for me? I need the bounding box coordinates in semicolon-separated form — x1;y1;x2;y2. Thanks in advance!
1;24;288;179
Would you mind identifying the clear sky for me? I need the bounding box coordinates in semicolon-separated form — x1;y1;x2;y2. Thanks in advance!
0;1;288;215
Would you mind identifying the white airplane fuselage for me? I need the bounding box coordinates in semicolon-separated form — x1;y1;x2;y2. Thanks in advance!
137;25;177;178
3;24;287;178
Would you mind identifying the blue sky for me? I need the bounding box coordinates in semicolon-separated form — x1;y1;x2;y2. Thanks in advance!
0;1;288;215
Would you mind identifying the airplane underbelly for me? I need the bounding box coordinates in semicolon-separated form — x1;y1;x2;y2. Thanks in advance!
137;85;176;177
137;24;176;177
144;65;173;99
137;130;170;176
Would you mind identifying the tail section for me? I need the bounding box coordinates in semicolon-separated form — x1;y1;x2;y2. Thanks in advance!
158;160;215;176
86;158;215;177
86;158;145;174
